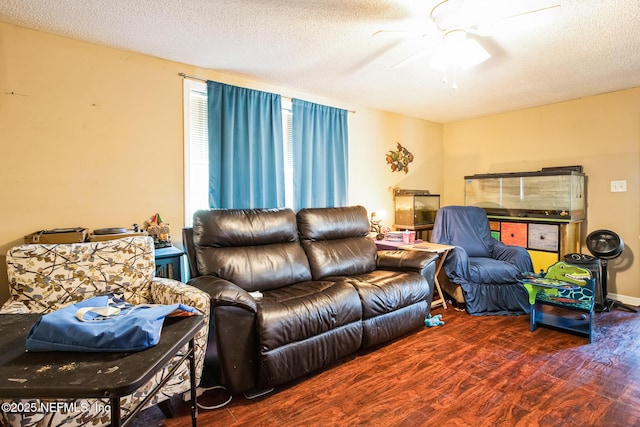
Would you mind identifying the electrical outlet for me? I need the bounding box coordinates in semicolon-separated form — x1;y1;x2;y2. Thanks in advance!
610;180;627;192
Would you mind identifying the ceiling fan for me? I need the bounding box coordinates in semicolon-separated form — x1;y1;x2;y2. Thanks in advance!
374;0;562;87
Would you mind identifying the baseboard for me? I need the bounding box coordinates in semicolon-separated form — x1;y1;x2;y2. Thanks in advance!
607;293;640;307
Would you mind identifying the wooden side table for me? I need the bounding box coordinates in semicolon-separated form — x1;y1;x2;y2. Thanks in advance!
155;246;184;282
374;239;423;251
399;242;455;310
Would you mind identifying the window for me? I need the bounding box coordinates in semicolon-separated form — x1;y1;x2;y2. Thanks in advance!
183;80;209;226
282;98;294;209
183;80;295;225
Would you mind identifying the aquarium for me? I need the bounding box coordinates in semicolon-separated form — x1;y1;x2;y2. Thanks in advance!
464;168;585;221
394;190;440;226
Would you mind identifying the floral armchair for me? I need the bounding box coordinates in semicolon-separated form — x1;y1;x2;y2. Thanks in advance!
0;236;210;427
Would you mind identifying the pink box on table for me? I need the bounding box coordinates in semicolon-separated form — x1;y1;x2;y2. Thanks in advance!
402;230;416;244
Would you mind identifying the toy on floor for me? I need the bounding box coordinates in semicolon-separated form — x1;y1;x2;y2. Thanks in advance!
424;313;444;327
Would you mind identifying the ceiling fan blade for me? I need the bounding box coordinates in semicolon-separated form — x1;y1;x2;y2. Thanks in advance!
469;3;561;35
372;29;427;39
392;50;429;69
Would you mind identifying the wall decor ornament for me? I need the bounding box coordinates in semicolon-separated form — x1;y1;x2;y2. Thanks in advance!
385;142;414;173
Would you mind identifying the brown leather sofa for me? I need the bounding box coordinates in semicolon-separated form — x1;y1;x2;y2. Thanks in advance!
183;205;438;396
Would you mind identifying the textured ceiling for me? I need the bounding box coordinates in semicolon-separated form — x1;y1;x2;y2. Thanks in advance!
2;0;640;123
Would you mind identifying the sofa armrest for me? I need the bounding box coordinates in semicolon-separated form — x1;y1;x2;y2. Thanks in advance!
442;245;471;283
187;276;257;313
492;240;534;273
150;277;211;315
150;277;211;384
186;275;259;393
376;250;439;272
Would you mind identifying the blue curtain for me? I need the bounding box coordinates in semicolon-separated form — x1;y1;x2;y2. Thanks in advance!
207;81;284;209
292;99;348;210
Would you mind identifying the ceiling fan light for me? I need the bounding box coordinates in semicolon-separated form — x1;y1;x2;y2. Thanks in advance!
429;50;448;71
457;38;491;68
429;38;490;70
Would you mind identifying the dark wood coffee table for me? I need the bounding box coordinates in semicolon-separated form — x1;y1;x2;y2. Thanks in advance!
0;313;204;427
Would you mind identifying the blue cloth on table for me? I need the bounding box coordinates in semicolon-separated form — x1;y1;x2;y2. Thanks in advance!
26;295;197;352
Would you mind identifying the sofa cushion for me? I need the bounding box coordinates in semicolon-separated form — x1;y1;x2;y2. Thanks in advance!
345;270;430;319
297;206;377;279
256;279;363;388
431;205;493;258
257;280;362;349
344;270;431;348
192;209;312;291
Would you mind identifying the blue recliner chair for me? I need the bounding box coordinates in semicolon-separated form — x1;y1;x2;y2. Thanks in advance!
431;206;533;315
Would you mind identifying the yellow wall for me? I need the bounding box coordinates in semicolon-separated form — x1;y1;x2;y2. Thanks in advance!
0;22;441;304
2;21;638;305
349;108;443;224
442;88;640;303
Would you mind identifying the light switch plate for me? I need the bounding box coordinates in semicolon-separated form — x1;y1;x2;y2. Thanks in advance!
611;180;627;192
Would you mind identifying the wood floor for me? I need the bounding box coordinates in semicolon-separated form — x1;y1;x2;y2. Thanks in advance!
144;304;640;427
